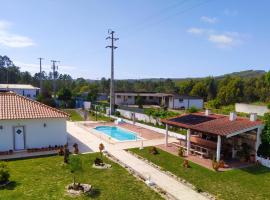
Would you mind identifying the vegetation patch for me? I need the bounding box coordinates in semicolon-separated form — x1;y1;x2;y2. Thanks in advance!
0;153;162;200
130;147;270;200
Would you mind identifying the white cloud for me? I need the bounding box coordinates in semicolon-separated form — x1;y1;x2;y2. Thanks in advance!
0;20;35;48
200;16;218;24
187;27;205;35
224;9;238;16
208;34;234;47
187;27;244;48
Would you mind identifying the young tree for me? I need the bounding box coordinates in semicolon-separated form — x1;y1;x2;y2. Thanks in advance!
0;162;10;184
135;95;144;109
68;156;83;188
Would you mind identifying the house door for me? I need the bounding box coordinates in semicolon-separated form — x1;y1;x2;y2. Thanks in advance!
14;126;25;150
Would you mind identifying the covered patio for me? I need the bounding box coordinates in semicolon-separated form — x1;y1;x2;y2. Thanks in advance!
161;110;264;169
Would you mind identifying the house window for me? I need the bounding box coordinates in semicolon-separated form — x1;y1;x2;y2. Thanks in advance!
117;95;121;99
0;125;3;131
128;96;132;99
179;98;183;102
27;94;31;97
149;96;153;100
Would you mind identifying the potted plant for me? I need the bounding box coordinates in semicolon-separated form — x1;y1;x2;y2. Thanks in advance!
99;143;104;158
149;147;159;155
73;143;79;154
178;147;185;157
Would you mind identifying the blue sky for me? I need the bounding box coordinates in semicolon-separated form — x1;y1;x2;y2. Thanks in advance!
0;0;269;79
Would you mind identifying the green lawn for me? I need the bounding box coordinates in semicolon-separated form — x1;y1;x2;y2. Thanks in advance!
129;147;270;200
63;109;83;121
0;154;162;200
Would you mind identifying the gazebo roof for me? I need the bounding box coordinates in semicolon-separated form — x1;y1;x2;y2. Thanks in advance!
161;112;263;137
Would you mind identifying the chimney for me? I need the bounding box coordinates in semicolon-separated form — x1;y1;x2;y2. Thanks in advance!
250;113;257;122
229;112;237;121
205;109;211;116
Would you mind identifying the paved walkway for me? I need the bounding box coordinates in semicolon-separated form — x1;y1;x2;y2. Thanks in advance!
67;122;208;200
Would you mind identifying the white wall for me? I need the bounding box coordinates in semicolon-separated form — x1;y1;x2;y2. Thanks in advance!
117;109;159;124
0;88;39;99
173;98;203;109
0;118;67;151
235;103;269;116
115;95;135;105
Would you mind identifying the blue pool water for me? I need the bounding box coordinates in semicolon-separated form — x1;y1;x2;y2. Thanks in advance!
95;126;140;141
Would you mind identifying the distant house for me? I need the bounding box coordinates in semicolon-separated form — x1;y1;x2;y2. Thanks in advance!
0;84;40;99
0;92;69;152
115;92;203;109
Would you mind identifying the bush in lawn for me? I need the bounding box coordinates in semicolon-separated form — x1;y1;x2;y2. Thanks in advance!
257;113;270;158
115;111;121;117
69;156;83;189
0;162;10;184
187;106;198;113
94;157;104;166
73;143;79;154
149;147;159;155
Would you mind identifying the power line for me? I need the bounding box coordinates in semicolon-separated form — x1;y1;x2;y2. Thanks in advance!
106;29;119;115
122;0;213;39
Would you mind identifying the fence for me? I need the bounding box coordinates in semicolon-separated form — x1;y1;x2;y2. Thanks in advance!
116;109;160;125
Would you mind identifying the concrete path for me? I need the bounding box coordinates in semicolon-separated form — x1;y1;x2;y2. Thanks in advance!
67;122;208;200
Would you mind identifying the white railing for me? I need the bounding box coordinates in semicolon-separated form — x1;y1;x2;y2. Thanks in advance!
257;156;270;168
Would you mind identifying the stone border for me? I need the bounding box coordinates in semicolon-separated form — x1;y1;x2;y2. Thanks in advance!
103;152;176;200
126;150;216;200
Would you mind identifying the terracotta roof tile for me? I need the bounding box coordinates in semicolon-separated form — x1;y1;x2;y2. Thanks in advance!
162;112;263;136
0;92;69;120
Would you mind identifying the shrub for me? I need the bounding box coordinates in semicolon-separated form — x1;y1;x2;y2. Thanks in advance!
115;111;121;117
94;157;104;166
149;147;159;155
68;156;83;187
73;143;79;154
257;142;270;158
99;143;105;157
183;159;190;168
0;162;10;184
187;106;198;113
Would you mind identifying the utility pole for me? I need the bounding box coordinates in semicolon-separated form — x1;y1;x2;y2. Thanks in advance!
106;29;118;115
51;60;60;99
38;58;44;94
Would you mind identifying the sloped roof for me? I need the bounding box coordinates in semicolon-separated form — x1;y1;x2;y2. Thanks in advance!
0;84;39;90
162;112;263;137
0;92;69;120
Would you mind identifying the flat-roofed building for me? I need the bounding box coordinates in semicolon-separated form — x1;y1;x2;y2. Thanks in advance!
0;84;40;99
115;92;203;109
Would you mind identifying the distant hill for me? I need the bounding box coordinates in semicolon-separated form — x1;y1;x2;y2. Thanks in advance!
86;70;266;82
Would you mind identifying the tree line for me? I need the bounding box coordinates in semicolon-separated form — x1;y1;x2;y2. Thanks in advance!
1;55;269;108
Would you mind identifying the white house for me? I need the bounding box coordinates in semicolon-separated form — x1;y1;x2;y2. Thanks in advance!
0;84;40;100
0;91;69;152
115;92;204;109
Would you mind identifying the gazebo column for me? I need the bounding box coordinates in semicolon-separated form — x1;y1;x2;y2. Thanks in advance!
256;127;263;160
216;135;221;162
186;129;191;155
165;124;169;147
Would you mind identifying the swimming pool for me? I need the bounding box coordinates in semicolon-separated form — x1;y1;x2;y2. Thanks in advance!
94;126;141;141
